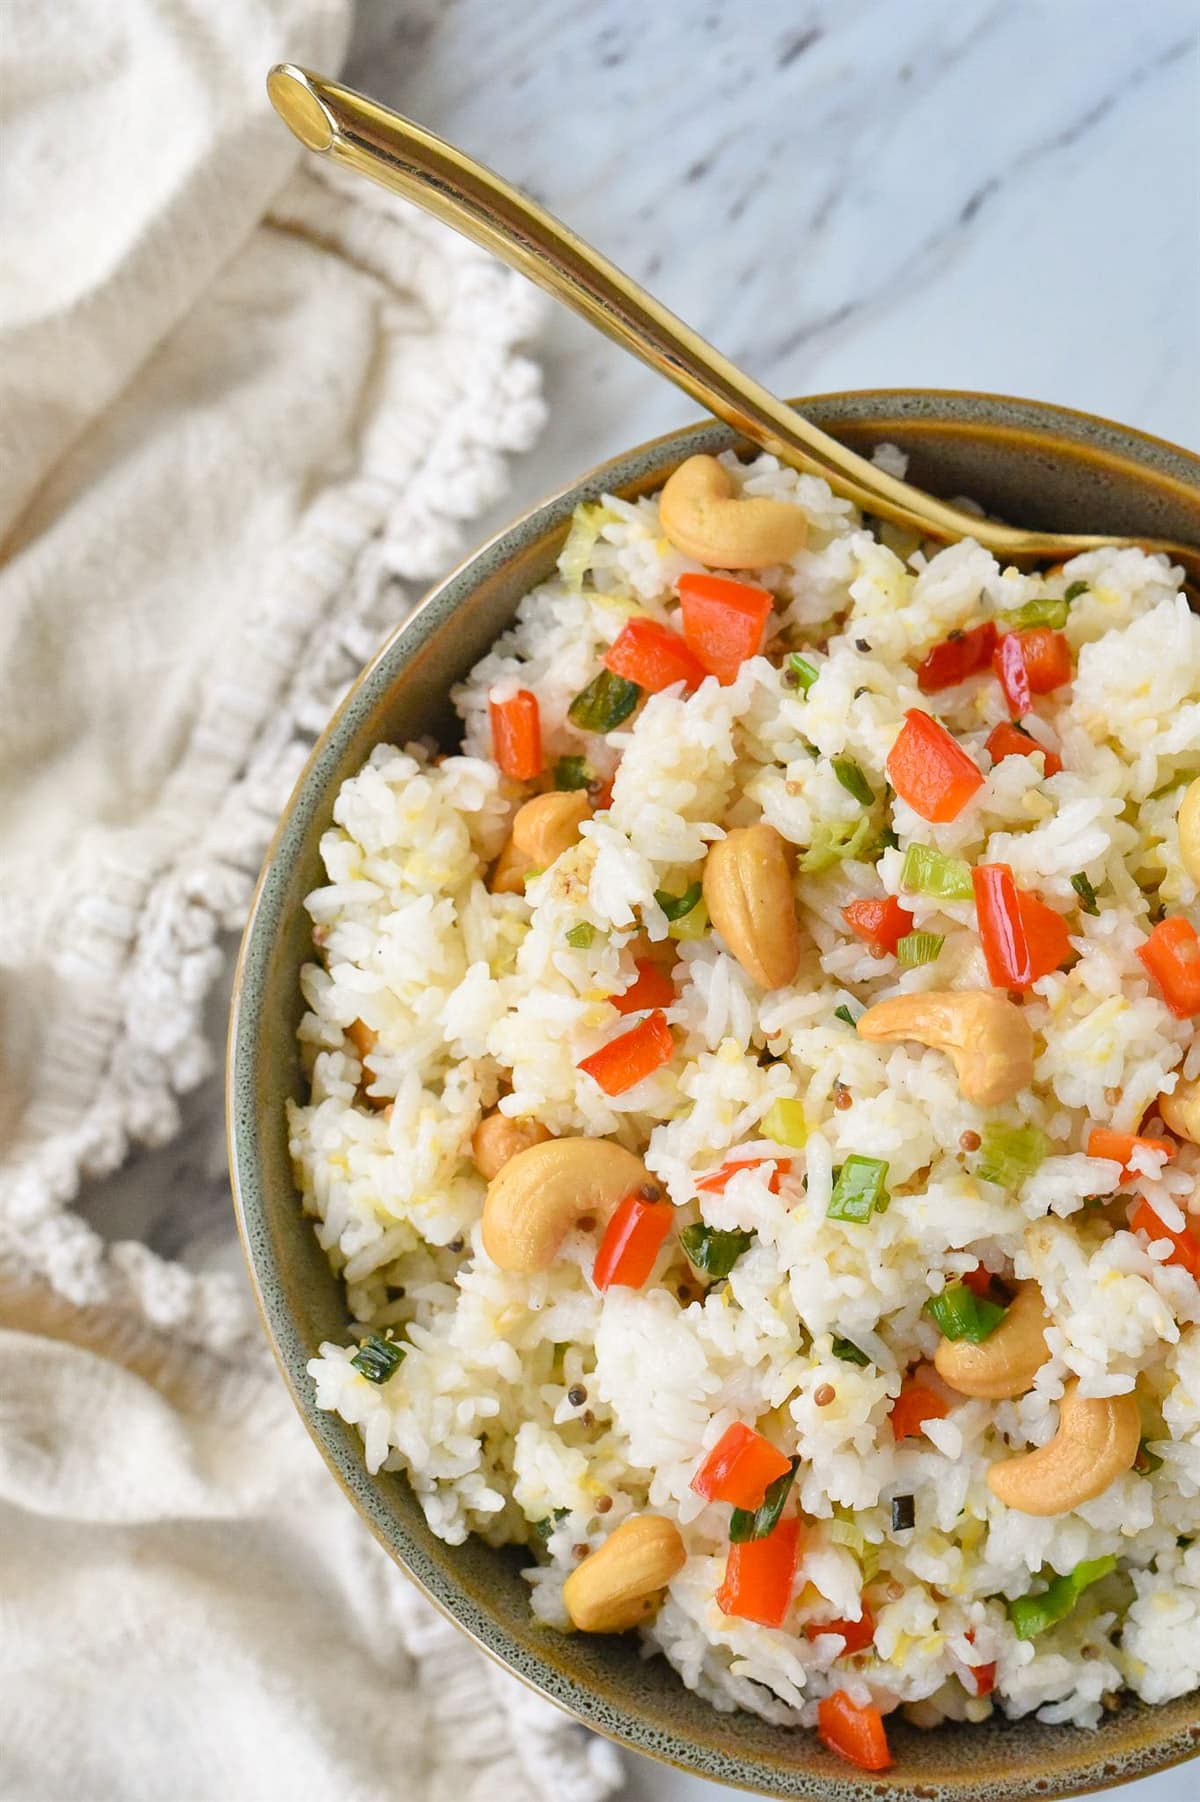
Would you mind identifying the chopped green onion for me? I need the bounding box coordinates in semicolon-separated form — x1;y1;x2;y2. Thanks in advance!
901;842;974;900
1007;1556;1116;1640
351;1333;405;1384
678;1223;754;1278
975;1122;1048;1191
896;930;944;967
531;1507;570;1545
832;1336;871;1366
873;825;901;854
800;814;875;874
1071;872;1100;916
1064;580;1090;602
999;596;1069;630
926;1282;1007;1343
655;880;702;921
1135;1438;1164;1475
729;1456;801;1543
565;922;596;949
761;1097;808;1148
834;1005;858;1027
788;654;819;693
568;669;641;732
832;756;876;807
557;501;613;591
554;755;593;791
668;897;709;941
827;1155;890;1223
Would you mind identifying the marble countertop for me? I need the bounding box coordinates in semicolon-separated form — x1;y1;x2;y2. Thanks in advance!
79;1;1198;1797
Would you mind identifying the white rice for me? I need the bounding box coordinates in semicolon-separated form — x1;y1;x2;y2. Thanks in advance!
291;449;1200;1747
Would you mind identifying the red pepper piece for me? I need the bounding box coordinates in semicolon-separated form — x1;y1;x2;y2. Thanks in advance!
804;1606;876;1655
985;720;1063;777
577;1009;673;1095
604;616;706;694
694;1157;792;1195
886;710;984;823
1087;1128;1176;1178
972;863;1071;989
841;895;915;955
993;632;1032;718
612;957;676;1016
592;1193;674;1290
962;1264;996;1298
488;689;543;780
993;629;1073;718
890;1379;950;1441
692;1422;792;1509
962;1634;997;1697
677;573;773;685
1131;1198;1200;1278
817;1691;893;1772
716;1514;801;1628
1138;917;1200;1018
916;622;997;693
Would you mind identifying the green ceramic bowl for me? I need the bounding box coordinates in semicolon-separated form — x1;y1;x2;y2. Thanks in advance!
229;391;1200;1799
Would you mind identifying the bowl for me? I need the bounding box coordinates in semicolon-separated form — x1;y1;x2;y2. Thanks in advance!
229;391;1200;1799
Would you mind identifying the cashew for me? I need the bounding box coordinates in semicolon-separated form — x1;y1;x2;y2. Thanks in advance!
658;455;807;570
562;1514;687;1633
471;1111;552;1181
1178;776;1200;884
489;837;533;894
986;1381;1141;1516
482;1136;654;1273
934;1282;1050;1399
702;824;801;990
512;790;591;864
855;989;1034;1107
1159;1075;1200;1143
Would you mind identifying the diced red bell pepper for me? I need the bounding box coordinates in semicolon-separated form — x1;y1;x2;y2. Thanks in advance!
677;573;773;685
842;895;915;955
993;629;1073;717
972;863;1072;990
992;631;1032;718
692;1422;792;1510
1131;1198;1200;1278
804;1607;876;1655
489;689;543;780
577;1009;674;1095
695;1157;792;1195
592;776;616;811
612;957;676;1016
716;1514;801;1628
604;616;706;694
1087;1128;1176;1178
886;710;984;823
817;1691;893;1773
985;720;1063;777
962;1263;997;1298
916;622;997;693
593;1192;674;1290
890;1379;950;1441
962;1635;998;1697
1138;917;1200;1018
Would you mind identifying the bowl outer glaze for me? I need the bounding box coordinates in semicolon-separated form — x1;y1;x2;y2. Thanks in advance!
229;392;1200;1799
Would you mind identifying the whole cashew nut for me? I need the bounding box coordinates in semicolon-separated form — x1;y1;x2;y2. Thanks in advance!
855;989;1034;1107
482;1136;655;1273
658;455;808;570
934;1282;1051;1399
489;837;534;894
1177;776;1200;884
562;1514;687;1633
512;790;591;863
1159;1074;1200;1144
471;1111;552;1181
702;823;801;990
986;1381;1141;1516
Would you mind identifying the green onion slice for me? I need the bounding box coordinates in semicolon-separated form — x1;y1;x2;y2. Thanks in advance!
833;1004;858;1027
554;755;593;791
729;1456;801;1543
800;814;875;874
568;669;641;732
999;596;1069;630
975;1123;1048;1191
1064;580;1089;602
1007;1556;1116;1640
832;756;876;807
655;880;703;922
788;654;819;693
678;1223;754;1278
901;842;975;900
827;1155;890;1223
1071;872;1100;915
831;1336;871;1366
565;922;596;949
896;930;944;967
926;1282;1007;1343
351;1333;406;1384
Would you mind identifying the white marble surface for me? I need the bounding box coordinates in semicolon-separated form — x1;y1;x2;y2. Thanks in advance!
78;0;1199;1797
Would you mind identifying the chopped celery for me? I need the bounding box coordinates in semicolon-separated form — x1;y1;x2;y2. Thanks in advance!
557;501;614;590
927;1282;1007;1343
679;1223;754;1278
827;1156;890;1223
655;881;702;921
565;923;596;949
901;842;974;900
788;654;819;693
999;596;1069;630
828;1514;866;1555
669;898;709;941
1007;1556;1116;1640
351;1333;405;1384
897;930;944;967
568;669;640;732
976;1123;1048;1190
729;1457;801;1543
761;1098;808;1148
800;814;875;874
832;756;875;807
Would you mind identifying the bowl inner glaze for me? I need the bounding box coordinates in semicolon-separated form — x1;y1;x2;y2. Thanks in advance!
229;392;1200;1800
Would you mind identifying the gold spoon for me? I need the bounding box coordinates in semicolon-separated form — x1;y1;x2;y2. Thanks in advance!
267;64;1199;581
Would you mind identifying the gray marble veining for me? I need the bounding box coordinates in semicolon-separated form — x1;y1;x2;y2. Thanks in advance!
78;3;1198;1797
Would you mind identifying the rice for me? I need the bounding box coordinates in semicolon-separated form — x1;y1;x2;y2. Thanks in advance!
289;448;1200;1757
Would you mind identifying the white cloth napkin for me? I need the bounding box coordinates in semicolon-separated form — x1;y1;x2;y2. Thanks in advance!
0;4;621;1798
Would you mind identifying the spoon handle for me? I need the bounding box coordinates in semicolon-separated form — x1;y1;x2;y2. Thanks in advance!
266;65;970;539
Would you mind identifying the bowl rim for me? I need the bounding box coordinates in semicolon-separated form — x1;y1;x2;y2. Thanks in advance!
228;387;1200;1800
